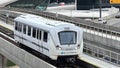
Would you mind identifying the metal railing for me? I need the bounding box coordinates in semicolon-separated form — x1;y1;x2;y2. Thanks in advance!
83;42;120;67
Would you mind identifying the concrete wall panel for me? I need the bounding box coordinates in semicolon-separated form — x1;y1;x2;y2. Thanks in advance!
0;37;56;68
84;32;120;50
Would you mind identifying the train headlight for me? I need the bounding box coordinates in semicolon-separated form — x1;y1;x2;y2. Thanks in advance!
56;45;62;50
75;44;80;49
75;47;78;49
77;44;80;49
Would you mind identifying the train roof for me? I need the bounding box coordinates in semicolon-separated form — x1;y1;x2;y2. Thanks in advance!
14;14;77;32
15;14;75;26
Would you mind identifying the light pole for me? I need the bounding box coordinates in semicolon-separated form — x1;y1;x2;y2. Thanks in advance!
56;0;58;4
99;0;102;18
6;13;9;23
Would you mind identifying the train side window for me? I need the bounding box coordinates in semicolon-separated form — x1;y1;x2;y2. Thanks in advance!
18;23;20;32
37;29;39;39
32;28;36;38
23;25;26;34
17;22;20;31
28;26;31;36
19;23;22;32
39;31;41;40
15;22;18;30
17;23;22;32
37;30;41;40
43;32;48;42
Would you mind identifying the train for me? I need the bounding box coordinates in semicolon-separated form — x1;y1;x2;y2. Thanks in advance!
14;14;83;61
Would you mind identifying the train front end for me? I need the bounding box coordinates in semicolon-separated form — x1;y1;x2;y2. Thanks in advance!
50;24;83;62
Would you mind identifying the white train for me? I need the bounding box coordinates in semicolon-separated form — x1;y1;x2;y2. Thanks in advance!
14;14;83;61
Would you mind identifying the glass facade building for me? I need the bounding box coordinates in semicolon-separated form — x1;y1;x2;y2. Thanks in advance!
6;0;49;11
77;0;111;10
6;0;75;11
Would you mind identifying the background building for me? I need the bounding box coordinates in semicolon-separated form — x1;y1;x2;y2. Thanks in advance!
76;0;111;10
6;0;49;11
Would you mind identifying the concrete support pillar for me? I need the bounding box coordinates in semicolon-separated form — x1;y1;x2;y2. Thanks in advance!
0;55;7;68
0;55;3;68
2;56;7;68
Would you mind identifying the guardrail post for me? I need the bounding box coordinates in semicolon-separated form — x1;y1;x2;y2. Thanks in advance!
6;13;9;23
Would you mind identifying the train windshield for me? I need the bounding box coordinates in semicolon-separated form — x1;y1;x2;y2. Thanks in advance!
59;31;77;45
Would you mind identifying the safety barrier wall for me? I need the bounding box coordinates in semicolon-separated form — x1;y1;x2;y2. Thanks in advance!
83;41;120;67
0;37;56;68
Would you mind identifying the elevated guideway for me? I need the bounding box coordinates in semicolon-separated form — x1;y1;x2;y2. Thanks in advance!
0;35;56;68
0;7;120;68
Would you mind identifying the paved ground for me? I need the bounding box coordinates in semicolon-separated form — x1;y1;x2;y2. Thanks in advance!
7;66;19;68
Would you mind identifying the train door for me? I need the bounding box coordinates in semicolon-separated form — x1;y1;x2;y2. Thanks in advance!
37;30;43;52
42;31;49;55
17;22;23;43
14;22;18;41
23;24;27;43
21;24;23;43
